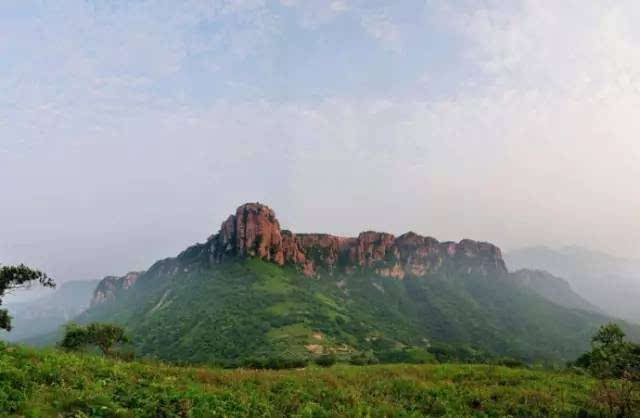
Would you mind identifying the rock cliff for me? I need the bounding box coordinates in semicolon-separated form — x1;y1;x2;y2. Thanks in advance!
91;272;142;306
92;202;509;304
206;202;507;278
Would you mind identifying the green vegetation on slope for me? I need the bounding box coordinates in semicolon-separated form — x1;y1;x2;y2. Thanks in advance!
0;343;611;417
76;256;640;366
510;269;602;313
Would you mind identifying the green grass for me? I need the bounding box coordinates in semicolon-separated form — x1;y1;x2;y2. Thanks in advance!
0;343;618;417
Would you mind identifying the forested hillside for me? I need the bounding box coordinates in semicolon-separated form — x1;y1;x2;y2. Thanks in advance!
74;203;639;366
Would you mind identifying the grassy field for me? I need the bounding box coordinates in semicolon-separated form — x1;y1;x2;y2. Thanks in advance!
0;343;617;417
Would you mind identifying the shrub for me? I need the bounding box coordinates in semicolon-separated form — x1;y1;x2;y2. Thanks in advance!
376;347;436;364
576;323;640;415
242;356;309;370
315;354;336;367
495;357;526;368
576;323;640;380
60;323;130;357
349;352;379;366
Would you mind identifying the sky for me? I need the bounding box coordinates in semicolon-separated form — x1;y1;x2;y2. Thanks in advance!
2;0;640;285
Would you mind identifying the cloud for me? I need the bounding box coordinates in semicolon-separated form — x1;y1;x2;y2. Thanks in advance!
359;11;403;53
330;1;348;12
4;0;640;283
431;0;640;96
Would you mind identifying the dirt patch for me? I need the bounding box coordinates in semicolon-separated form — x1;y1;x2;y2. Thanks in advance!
305;344;324;354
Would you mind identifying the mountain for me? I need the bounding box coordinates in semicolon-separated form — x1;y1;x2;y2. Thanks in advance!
77;203;639;365
91;272;143;306
505;246;640;322
509;269;602;313
1;280;100;342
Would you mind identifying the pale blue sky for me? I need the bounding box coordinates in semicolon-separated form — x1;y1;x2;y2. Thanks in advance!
3;0;640;283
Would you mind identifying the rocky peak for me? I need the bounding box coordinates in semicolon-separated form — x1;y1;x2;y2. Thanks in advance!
206;203;508;279
91;271;142;306
213;202;285;265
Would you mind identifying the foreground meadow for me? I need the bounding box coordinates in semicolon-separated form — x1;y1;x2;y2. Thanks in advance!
0;344;614;417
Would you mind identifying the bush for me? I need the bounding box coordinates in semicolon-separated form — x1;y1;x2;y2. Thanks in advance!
242;357;309;370
376;347;436;364
60;323;130;357
349;352;379;366
576;323;640;380
495;357;526;368
315;354;336;367
112;348;136;362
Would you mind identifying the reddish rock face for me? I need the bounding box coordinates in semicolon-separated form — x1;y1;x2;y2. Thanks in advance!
91;272;142;306
355;231;396;267
91;204;509;307
213;203;285;265
281;230;306;265
208;203;508;279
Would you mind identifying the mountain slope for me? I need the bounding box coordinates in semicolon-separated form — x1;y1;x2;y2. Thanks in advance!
509;269;602;313
505;246;640;321
1;280;99;342
77;203;640;365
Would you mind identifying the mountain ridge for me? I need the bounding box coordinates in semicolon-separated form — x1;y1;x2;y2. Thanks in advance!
505;246;640;321
78;202;639;365
183;202;507;279
91;202;511;308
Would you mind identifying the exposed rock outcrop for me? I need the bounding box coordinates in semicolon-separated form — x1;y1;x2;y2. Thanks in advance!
206;202;508;279
91;271;142;306
212;203;285;264
94;202;508;301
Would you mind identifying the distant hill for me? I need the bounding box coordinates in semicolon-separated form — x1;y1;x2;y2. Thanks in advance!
505;246;640;322
510;269;602;313
1;280;99;342
66;203;640;365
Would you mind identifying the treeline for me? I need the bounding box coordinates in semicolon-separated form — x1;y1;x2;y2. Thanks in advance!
199;346;527;370
55;321;529;370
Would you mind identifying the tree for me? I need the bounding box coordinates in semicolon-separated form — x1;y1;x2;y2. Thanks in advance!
60;323;130;356
588;323;636;379
0;264;55;331
314;354;337;367
594;323;626;347
575;323;640;415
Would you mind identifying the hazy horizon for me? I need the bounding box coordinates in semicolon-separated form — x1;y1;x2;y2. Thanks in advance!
3;0;640;283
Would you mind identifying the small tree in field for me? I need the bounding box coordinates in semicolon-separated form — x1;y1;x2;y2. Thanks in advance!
579;323;639;380
575;323;640;415
0;264;55;331
61;323;130;357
